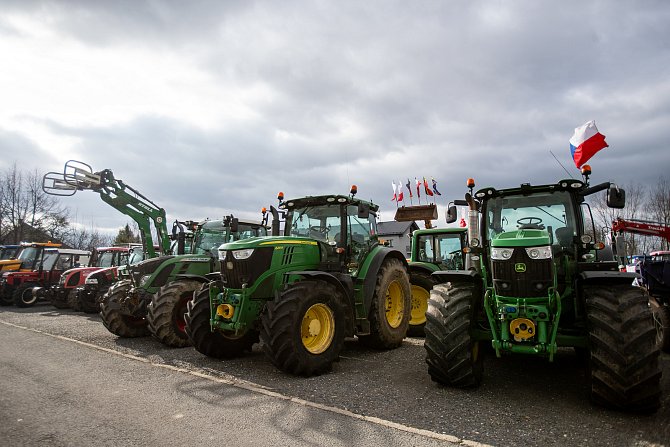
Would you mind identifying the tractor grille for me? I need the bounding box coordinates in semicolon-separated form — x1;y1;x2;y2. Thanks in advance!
491;248;552;297
221;247;274;289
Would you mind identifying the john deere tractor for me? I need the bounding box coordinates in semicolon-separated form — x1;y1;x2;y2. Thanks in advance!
185;188;412;376
101;216;268;347
425;168;662;412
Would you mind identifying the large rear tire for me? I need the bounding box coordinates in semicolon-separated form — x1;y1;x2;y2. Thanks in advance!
13;283;39;308
260;280;346;376
185;285;257;358
407;271;435;337
424;282;483;388
358;258;411;349
649;296;670;353
100;280;149;338
147;279;200;348
584;284;661;412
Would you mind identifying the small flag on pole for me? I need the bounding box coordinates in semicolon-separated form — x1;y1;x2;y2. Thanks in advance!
423;177;434;196
415;177;421;200
397;180;404;202
431;178;442;195
569;120;608;168
406;179;413;198
391;181;397;201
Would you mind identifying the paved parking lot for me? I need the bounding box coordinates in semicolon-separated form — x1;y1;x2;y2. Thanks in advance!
1;304;668;447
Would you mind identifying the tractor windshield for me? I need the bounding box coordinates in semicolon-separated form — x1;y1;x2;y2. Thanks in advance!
17;247;40;269
41;251;59;270
97;251;116;267
484;191;577;244
288;205;341;242
417;233;464;270
128;248;145;265
193;228;229;256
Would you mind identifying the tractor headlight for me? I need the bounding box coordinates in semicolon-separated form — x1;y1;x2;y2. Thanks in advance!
491;248;514;260
85;277;98;285
139;274;152;287
525;246;552;260
232;249;254;260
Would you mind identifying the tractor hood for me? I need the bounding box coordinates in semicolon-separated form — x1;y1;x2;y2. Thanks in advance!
491;229;551;248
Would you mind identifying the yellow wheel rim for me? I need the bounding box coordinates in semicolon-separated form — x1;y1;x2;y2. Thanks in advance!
301;303;335;354
385;279;404;329
409;284;429;326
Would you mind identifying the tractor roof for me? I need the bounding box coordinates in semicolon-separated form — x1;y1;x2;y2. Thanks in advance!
475;179;587;200
20;241;62;248
279;194;378;211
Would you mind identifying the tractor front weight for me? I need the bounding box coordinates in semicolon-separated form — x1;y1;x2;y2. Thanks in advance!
485;289;561;360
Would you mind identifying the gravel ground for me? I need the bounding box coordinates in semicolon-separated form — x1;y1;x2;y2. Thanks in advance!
1;304;668;447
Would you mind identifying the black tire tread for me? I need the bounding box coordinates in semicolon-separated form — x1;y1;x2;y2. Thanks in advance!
585;284;662;412
424;282;482;388
259;280;345;376
147;279;199;348
100;280;150;338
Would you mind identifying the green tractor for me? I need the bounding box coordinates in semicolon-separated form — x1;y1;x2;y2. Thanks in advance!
185;187;412;376
406;227;467;336
425;169;662;412
101;216;268;347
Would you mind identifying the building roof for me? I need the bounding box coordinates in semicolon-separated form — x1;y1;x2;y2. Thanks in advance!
377;221;419;236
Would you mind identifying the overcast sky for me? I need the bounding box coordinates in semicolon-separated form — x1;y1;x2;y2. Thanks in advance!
1;1;669;233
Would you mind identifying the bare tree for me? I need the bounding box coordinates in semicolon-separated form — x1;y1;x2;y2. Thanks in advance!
646;176;670;251
0;163;71;244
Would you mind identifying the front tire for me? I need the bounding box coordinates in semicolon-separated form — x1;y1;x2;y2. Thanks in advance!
358;258;411;349
407;271;435;336
147;279;200;348
13;283;39;308
260;280;346;376
67;289;82;311
584;284;661;412
424;282;483;388
185;285;257;359
100;280;149;338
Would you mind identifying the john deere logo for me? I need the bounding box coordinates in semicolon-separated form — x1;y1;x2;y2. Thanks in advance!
515;263;526;273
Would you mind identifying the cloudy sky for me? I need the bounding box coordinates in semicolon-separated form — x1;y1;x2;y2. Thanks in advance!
1;1;669;233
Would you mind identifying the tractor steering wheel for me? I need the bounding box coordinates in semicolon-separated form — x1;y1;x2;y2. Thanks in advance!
517;217;544;230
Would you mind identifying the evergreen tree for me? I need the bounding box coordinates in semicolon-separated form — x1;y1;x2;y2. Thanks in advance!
113;223;141;245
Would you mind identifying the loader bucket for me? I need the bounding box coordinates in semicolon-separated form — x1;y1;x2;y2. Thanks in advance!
394;204;438;222
42;172;77;196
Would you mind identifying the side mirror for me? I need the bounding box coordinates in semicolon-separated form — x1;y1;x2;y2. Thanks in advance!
607;185;625;209
230;217;239;233
357;203;370;219
446;205;457;224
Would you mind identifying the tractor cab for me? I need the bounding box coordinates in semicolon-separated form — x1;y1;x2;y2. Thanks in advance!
280;192;378;273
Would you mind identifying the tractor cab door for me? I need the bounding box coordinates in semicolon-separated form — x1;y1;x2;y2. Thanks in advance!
344;204;376;271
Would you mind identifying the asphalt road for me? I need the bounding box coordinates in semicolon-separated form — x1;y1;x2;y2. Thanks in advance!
1;304;668;447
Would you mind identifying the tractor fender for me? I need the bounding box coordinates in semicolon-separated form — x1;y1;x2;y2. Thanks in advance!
173;273;211;284
408;262;437;278
360;247;408;315
432;269;481;285
579;271;639;284
282;271;354;307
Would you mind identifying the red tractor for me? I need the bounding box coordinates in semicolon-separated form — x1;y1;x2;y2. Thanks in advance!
35;246;131;311
0;248;91;307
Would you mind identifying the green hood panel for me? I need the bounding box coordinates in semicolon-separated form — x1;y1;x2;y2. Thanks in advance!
491;229;551;247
